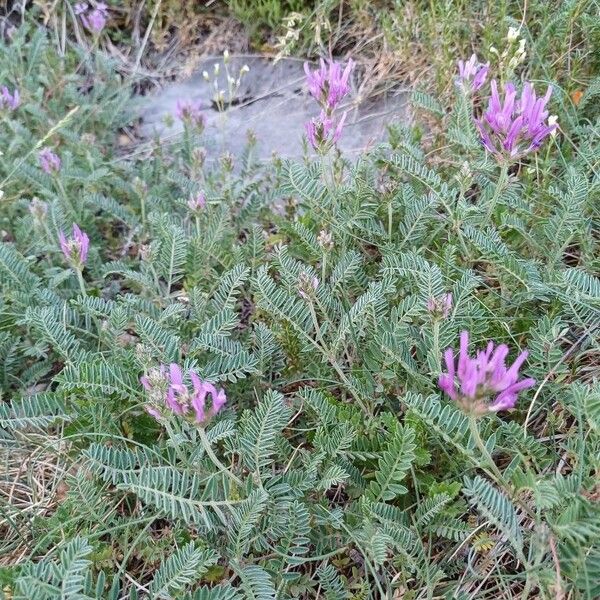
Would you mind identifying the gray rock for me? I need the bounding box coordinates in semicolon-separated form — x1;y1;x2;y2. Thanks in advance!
137;56;409;161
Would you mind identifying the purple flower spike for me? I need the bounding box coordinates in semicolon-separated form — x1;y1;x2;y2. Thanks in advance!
38;147;61;174
304;57;353;154
304;58;354;112
475;80;557;162
438;330;535;415
0;86;20;111
457;54;489;92
59;223;90;266
141;363;227;424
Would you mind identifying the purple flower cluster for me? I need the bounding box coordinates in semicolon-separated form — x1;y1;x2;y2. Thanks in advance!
59;224;90;266
0;86;20;111
38;148;61;174
141;363;227;423
475;80;557;161
304;58;354;111
75;2;108;35
427;292;453;319
175;100;205;129
304;58;353;152
456;54;489;92
439;331;535;414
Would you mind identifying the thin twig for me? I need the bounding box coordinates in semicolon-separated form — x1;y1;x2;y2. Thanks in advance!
134;0;163;72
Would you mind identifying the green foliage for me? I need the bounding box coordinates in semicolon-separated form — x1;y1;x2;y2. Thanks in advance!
366;424;416;501
1;10;599;600
148;544;218;598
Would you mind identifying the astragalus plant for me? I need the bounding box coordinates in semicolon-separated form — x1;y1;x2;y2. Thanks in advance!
0;18;599;600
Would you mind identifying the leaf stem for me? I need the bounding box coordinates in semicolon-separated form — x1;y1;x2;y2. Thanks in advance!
486;163;508;223
197;426;244;487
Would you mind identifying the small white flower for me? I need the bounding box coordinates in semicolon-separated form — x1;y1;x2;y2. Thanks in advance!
241;64;250;74
507;26;519;42
202;70;209;81
489;46;499;55
213;63;220;75
223;49;230;62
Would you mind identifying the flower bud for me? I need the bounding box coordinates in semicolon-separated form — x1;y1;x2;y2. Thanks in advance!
317;229;334;250
507;26;519;42
187;192;206;213
220;152;234;172
298;272;319;299
192;146;207;168
29;198;48;222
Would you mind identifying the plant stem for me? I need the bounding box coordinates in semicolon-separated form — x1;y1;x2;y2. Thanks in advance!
468;415;533;570
432;319;441;374
468;414;505;485
306;299;370;415
140;193;146;230
75;267;87;296
163;420;186;464
56;177;77;220
486;163;508;223
198;426;243;486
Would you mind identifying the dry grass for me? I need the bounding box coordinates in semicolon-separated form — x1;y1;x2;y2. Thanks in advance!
0;431;70;565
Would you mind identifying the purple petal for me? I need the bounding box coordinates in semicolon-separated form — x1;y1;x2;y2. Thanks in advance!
190;371;207;422
439;374;457;400
58;231;69;259
166;387;184;414
489;80;501;115
488;394;517;412
212;388;227;413
503;114;524;152
457;331;470;377
146;406;162;419
169;363;184;387
472;64;489;91
332;111;347;143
